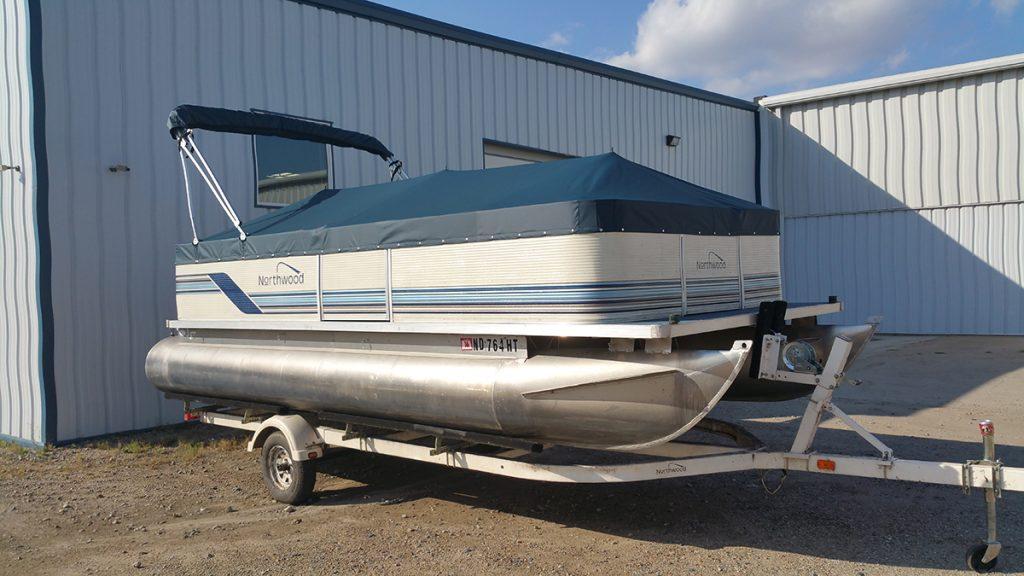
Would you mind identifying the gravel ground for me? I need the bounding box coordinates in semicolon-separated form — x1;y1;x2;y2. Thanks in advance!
1;335;1022;575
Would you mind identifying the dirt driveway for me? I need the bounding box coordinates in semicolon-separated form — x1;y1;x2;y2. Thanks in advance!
2;335;1023;575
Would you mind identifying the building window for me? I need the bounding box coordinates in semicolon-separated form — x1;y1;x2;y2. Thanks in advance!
483;140;569;169
253;111;332;208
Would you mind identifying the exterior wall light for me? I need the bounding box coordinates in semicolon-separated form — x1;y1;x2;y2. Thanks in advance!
665;134;681;147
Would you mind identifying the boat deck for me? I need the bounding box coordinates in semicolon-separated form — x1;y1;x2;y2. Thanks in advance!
167;301;841;339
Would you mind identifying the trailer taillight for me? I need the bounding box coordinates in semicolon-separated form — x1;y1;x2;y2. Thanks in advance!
816;458;836;472
183;411;201;422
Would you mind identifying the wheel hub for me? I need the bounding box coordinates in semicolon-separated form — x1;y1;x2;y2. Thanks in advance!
268;445;293;489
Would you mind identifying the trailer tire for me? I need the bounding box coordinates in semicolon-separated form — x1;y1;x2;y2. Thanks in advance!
260;431;316;504
965;543;998;573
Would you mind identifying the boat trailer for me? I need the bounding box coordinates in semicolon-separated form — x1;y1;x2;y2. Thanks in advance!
177;335;1023;573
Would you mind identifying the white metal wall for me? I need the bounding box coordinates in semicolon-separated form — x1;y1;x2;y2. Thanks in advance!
37;0;757;441
763;67;1024;334
0;0;44;444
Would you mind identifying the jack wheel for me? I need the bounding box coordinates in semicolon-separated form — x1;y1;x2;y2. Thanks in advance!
260;431;316;504
966;543;998;573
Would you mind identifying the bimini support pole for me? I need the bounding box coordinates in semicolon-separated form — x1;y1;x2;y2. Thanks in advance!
177;146;200;246
177;131;247;242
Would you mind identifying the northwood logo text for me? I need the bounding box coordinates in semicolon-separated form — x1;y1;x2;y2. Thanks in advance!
258;262;305;286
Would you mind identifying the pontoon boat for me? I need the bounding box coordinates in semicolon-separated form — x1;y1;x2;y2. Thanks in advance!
147;105;875;451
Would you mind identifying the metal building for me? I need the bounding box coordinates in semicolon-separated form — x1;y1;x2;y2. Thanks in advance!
1;0;759;445
760;54;1024;335
6;0;1021;447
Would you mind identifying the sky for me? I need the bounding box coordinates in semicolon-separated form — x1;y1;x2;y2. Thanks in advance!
376;0;1024;99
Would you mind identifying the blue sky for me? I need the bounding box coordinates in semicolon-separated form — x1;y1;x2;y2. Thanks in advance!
377;0;1024;99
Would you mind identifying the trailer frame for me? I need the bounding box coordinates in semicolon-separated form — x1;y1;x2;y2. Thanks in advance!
180;333;1022;572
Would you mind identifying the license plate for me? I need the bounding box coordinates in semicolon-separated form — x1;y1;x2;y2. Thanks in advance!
460;336;522;354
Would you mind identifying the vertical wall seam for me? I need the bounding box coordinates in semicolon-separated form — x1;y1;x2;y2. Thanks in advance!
116;0;137;430
91;3;112;432
1;0;16;439
1009;73;1022;201
60;0;79;439
935;88;943;208
18;0;36;440
921;84;929;207
993;72;1001;202
27;0;55;443
977;76;986;203
753;106;762;205
11;0;33;441
897;88;907;206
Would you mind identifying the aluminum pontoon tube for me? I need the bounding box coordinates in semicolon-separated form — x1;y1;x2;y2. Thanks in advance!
146;335;749;450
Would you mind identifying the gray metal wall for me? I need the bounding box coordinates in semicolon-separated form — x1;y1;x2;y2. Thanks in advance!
36;0;757;441
0;0;44;445
763;68;1024;334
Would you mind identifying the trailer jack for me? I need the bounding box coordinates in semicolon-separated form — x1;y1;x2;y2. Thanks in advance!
962;420;1002;572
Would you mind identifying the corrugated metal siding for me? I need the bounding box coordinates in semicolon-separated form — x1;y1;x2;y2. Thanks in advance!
39;0;756;441
782;204;1023;334
0;0;43;444
765;66;1024;334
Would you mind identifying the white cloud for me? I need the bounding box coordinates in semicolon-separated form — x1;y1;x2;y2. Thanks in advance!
541;23;583;52
885;49;909;71
991;0;1020;15
607;0;926;97
542;31;570;49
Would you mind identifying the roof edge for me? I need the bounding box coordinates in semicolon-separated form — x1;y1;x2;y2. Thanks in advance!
761;52;1024;108
293;0;757;112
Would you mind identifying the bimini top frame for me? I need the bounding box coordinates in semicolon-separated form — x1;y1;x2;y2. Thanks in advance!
167;104;407;245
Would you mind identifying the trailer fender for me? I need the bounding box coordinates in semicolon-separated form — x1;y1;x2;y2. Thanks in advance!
247;415;324;461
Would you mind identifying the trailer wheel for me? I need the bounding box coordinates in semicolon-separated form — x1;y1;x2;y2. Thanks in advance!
966;543;998;573
260;431;316;504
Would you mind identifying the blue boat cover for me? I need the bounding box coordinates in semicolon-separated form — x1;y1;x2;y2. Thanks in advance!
177;152;778;264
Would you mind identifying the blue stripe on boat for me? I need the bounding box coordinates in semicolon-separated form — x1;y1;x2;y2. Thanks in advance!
207;273;262;314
